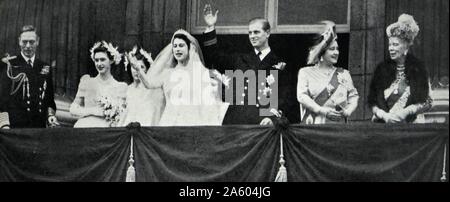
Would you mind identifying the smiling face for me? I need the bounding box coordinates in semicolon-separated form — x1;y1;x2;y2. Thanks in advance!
19;31;39;58
248;21;270;50
94;52;112;75
322;40;339;65
172;38;189;64
388;37;409;62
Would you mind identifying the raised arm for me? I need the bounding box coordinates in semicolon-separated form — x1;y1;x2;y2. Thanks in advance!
126;53;163;89
201;4;235;72
204;4;219;34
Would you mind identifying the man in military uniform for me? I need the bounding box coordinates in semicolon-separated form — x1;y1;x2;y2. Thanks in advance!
201;4;293;125
0;25;58;128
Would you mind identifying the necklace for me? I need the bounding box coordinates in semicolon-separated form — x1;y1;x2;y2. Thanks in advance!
393;65;406;95
396;65;406;80
397;64;405;71
316;64;334;76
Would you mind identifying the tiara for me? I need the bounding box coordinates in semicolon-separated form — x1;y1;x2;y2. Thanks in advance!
90;41;122;65
174;29;189;35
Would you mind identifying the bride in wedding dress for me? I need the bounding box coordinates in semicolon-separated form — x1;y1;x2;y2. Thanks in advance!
129;29;228;126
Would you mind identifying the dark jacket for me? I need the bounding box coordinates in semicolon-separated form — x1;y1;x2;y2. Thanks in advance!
368;54;430;122
0;54;56;128
201;30;291;125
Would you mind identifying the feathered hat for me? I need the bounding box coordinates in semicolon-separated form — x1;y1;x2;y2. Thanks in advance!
307;21;337;65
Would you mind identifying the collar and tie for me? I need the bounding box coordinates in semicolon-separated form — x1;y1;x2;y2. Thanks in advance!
257;51;262;61
255;47;271;61
21;52;35;68
27;59;33;67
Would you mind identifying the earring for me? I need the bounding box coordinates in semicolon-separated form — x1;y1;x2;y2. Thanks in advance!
320;57;324;62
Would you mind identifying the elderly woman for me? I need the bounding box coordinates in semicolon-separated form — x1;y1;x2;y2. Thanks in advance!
368;14;432;123
297;21;359;124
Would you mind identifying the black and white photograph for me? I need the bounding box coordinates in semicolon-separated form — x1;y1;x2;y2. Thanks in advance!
0;0;448;192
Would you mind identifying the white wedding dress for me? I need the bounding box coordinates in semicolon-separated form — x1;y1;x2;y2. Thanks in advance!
158;65;228;126
146;29;228;126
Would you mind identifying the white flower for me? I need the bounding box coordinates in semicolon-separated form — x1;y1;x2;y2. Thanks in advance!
262;87;272;96
210;69;230;88
272;62;286;70
139;48;154;65
97;95;125;125
104;109;112;116
266;74;275;86
126;46;154;67
89;42;102;63
90;41;123;65
40;66;50;75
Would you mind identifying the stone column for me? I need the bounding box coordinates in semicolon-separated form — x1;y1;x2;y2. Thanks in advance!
348;0;386;121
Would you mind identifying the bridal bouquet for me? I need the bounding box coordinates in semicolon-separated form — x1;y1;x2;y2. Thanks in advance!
97;96;125;127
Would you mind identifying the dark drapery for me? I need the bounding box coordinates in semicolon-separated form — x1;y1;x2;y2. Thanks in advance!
0;123;448;182
0;128;130;181
283;124;449;182
133;126;279;182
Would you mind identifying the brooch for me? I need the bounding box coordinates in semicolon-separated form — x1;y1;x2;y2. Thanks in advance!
272;62;286;70
40;65;50;75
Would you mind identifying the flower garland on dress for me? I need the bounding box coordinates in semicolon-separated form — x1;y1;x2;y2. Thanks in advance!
90;41;122;65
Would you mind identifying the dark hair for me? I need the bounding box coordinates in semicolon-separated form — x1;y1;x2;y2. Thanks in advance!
134;47;151;71
173;34;191;50
93;46;114;61
248;18;271;32
20;25;39;39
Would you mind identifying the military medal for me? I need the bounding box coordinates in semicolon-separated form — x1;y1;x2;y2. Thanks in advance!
41;81;47;100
